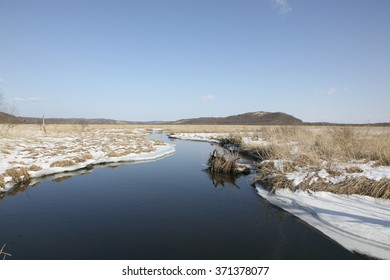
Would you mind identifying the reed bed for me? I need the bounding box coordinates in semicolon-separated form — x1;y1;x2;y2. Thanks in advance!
237;126;390;165
237;126;390;199
140;124;390;199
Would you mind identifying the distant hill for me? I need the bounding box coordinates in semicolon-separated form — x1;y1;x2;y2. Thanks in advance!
175;111;304;125
0;112;20;124
19;117;133;125
2;111;388;126
1;111;303;125
0;113;133;125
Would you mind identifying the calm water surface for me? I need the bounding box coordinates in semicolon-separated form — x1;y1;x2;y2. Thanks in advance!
0;134;361;259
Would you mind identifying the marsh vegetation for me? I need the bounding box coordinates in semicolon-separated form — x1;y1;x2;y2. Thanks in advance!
168;125;390;199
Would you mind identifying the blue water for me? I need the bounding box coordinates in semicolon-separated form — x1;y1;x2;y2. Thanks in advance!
0;135;361;259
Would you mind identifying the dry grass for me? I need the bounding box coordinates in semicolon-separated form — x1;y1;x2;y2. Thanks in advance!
49;160;75;168
299;177;390;198
219;126;390;199
207;148;247;174
28;165;43;171
235;126;390;167
254;162;291;191
4;167;31;184
106;151;121;157
254;161;390;199
72;152;93;163
345;166;364;173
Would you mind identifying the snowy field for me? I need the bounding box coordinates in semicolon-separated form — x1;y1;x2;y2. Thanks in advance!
0;127;175;192
169;132;390;259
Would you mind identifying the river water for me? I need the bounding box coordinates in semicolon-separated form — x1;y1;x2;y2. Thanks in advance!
0;134;361;259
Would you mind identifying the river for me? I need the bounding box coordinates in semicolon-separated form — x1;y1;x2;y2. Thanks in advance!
0;134;361;259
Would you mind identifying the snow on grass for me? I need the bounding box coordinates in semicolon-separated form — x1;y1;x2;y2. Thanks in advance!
242;136;271;147
0;128;175;192
283;161;390;186
256;186;390;259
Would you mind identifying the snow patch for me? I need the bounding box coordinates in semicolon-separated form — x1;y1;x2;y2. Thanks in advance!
168;133;228;143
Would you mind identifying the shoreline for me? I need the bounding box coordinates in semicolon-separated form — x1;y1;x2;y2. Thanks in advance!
0;127;175;193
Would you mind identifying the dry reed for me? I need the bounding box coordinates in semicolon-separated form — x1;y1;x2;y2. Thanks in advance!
49;160;75;168
4;167;31;184
223;126;390;199
298;177;390;199
28;165;43;171
207;148;245;174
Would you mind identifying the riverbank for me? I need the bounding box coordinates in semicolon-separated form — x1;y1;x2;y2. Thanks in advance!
169;127;390;199
168;127;390;259
0;125;175;192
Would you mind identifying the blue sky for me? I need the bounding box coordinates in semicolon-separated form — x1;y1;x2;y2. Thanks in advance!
1;0;389;123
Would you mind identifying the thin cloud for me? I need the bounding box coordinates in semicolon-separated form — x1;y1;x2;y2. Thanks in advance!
326;88;338;96
14;97;41;103
200;95;216;102
271;0;292;15
324;87;349;96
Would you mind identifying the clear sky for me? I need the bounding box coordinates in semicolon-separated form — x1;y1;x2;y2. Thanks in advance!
1;0;389;123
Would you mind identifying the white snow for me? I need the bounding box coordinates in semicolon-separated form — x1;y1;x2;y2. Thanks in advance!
242;137;271;147
169;133;228;143
256;186;390;259
286;171;307;188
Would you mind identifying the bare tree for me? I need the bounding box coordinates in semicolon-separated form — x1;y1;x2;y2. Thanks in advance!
42;114;47;134
0;93;19;136
0;92;5;112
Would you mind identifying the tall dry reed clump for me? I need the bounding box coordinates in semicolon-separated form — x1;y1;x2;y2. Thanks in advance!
225;126;390;199
207;148;242;174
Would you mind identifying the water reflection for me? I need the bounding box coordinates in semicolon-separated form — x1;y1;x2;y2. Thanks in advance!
0;156;172;202
0;169;93;201
204;170;244;188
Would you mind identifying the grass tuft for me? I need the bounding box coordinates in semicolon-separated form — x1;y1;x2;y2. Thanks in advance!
5;167;31;184
207;148;247;174
49;160;75;168
28;165;43;171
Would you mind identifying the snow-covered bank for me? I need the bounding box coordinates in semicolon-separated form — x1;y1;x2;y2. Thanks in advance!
168;133;228;143
0;128;175;192
256;186;390;259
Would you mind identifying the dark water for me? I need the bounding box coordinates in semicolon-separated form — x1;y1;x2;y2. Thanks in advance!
0;134;361;260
